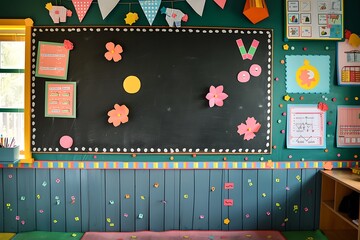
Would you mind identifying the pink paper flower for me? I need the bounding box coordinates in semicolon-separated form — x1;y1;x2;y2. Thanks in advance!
63;40;74;50
237;117;261;141
107;104;129;127
104;42;123;62
317;102;328;111
205;85;228;107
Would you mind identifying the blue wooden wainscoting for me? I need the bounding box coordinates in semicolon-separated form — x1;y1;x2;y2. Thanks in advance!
0;169;321;233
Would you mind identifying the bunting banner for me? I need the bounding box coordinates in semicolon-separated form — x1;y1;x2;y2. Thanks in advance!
213;0;227;9
186;0;206;16
71;0;93;22
139;0;161;25
98;0;120;19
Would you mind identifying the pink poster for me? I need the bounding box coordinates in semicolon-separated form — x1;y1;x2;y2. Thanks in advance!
36;41;70;80
45;82;76;118
337;106;360;147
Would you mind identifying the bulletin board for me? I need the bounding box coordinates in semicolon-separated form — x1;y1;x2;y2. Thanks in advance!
30;26;273;154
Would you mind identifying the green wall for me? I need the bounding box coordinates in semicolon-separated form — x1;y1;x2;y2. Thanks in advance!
1;0;359;162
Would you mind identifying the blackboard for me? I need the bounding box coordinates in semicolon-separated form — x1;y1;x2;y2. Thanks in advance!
30;26;273;154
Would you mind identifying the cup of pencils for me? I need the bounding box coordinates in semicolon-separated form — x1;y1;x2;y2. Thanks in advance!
0;137;19;163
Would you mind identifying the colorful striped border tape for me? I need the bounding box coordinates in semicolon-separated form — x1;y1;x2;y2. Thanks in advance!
0;161;357;169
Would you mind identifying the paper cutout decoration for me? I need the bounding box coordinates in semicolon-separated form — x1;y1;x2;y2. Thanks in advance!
63;40;74;50
124;12;139;25
98;0;119;20
317;102;328;112
71;0;92;22
206;85;228;107
213;0;226;9
238;71;250;83
60;135;73;148
286;55;330;93
123;76;141;94
237;117;261;141
236;39;259;60
349;33;360;47
160;7;188;27
186;0;206;16
139;0;161;25
243;0;269;24
107;104;129;127
45;3;72;24
249;64;262;76
104;42;123;62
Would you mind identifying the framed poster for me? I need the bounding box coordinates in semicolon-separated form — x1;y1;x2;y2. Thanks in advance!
285;0;344;40
287;104;326;149
337;39;360;85
45;82;76;118
337;106;360;148
35;41;70;80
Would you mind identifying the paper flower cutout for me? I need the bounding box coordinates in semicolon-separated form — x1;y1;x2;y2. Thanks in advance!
63;40;74;50
107;104;129;127
124;12;139;25
205;85;228;107
237;117;261;141
317;102;328;111
104;42;123;62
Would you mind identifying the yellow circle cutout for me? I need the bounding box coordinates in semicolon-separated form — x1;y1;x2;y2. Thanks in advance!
123;75;141;94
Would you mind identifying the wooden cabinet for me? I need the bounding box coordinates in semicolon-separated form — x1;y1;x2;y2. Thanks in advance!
320;170;360;240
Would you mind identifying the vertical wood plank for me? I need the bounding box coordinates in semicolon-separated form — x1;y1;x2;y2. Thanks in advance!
149;170;165;231
50;169;65;232
3;168;18;232
300;169;317;230
228;170;243;230
242;170;258;230
0;169;3;232
286;169;301;230
17;169;36;232
314;169;322;229
272;170;287;231
80;170;89;232
120;170;135;232
221;170;229;231
208;170;223;230
135;170;149;231
65;169;82;232
257;170;272;229
35;169;51;231
179;170;194;230
105;170;120;232
164;170;180;230
193;170;209;230
87;170;105;232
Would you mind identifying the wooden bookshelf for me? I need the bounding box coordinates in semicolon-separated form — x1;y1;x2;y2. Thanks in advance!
320;169;360;240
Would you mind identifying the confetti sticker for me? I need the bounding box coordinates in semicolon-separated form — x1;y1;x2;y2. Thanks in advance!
8;174;13;179
15;216;20;221
42;181;47;187
75;217;80;221
55;178;61;183
107;218;111;223
184;194;189;199
245;213;250;218
224;218;230;225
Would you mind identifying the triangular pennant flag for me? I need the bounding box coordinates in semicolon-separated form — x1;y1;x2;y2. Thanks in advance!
98;0;120;20
213;0;226;9
186;0;206;16
139;0;161;25
72;0;93;22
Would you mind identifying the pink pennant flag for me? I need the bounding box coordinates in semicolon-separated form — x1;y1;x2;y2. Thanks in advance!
214;0;226;9
72;0;93;22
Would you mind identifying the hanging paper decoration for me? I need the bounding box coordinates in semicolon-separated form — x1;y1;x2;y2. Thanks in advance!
45;3;72;24
186;0;206;16
98;0;120;20
160;7;188;27
71;0;93;22
139;0;161;25
213;0;226;9
124;12;139;25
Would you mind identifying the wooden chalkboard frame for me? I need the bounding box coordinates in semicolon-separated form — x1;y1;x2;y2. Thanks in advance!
30;26;273;154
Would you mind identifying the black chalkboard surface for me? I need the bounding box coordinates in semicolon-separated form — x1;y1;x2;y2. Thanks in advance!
31;27;272;154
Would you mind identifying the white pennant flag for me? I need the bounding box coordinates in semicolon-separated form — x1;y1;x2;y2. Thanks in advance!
98;0;120;19
139;0;161;25
186;0;206;16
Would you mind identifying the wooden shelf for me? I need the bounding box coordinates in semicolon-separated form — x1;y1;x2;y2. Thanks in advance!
320;170;360;240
